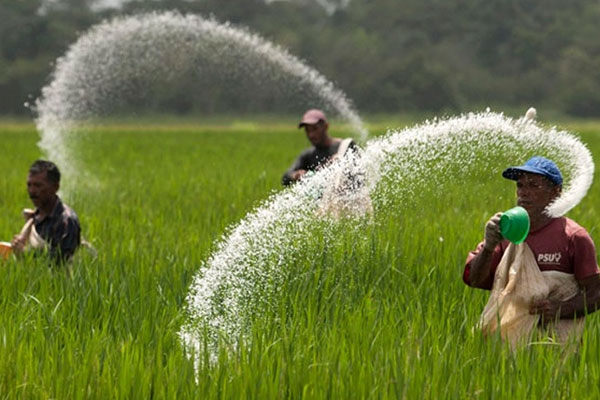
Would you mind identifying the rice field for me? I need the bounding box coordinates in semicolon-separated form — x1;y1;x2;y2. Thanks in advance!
1;117;600;399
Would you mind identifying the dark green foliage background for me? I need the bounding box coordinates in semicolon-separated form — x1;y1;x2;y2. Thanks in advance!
1;0;600;116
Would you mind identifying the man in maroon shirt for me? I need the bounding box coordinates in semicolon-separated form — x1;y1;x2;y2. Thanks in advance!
464;156;600;323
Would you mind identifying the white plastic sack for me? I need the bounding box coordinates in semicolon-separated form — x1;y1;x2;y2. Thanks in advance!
478;242;583;349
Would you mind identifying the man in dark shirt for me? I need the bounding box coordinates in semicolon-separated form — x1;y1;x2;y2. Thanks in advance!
282;109;356;186
11;160;81;263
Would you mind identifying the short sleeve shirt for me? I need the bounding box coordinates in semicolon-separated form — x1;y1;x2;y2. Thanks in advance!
464;217;600;289
34;198;81;263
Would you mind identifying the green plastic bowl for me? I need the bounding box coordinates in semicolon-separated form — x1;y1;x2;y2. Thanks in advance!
500;206;530;244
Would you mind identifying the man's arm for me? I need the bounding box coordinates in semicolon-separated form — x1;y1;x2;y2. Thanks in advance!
282;151;309;186
531;274;600;320
465;213;503;288
532;229;600;320
10;217;35;256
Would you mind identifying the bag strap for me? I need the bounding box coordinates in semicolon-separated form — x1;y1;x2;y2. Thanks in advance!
336;138;353;158
18;218;35;245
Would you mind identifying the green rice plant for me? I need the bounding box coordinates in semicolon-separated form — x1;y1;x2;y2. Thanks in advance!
0;119;599;399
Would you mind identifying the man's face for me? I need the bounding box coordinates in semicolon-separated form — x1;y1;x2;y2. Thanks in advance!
304;121;329;147
516;173;560;217
27;171;58;209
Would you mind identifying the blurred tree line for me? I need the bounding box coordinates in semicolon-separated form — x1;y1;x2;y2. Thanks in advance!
1;0;599;116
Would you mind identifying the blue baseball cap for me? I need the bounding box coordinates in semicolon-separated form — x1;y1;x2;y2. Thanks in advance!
502;156;563;186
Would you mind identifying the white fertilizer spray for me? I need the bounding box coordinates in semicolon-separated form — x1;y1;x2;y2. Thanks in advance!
179;110;594;360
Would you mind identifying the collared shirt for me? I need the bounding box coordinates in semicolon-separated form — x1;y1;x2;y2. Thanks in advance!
33;197;81;263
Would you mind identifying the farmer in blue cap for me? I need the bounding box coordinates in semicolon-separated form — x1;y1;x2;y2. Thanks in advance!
464;156;600;325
